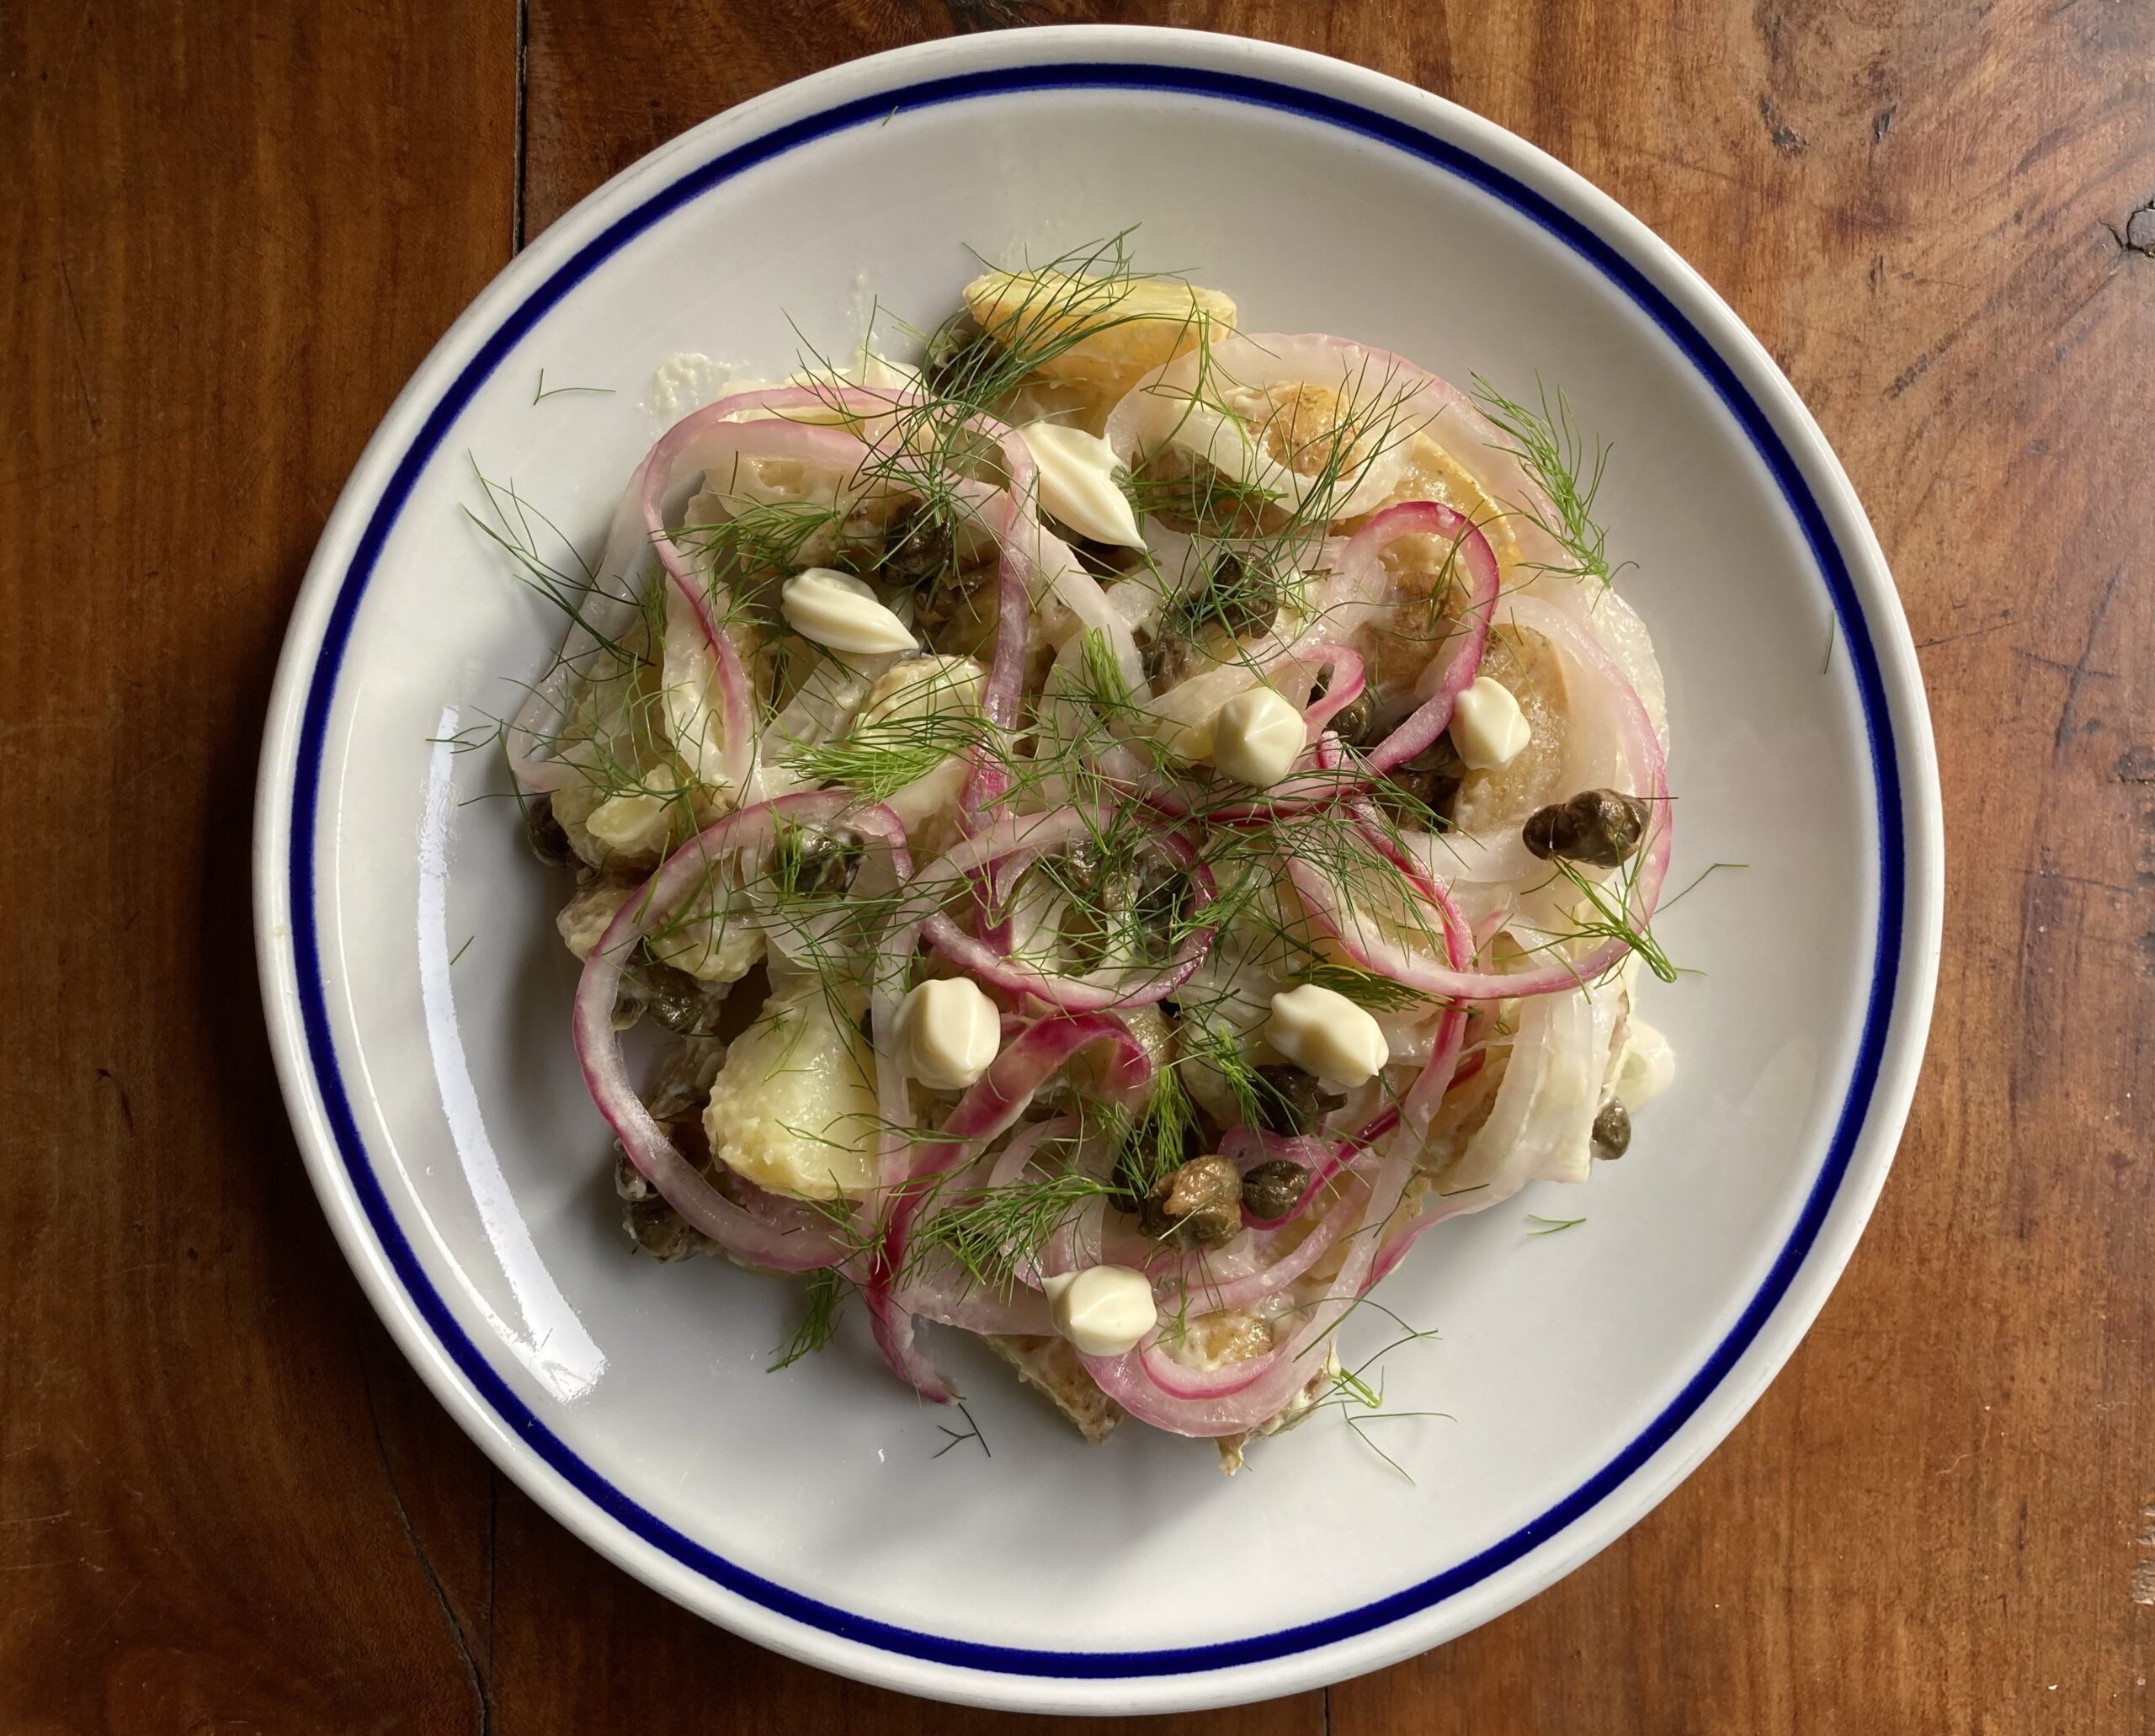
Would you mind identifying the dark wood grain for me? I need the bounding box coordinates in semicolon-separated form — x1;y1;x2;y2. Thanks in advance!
0;1;515;1729
5;0;2152;1729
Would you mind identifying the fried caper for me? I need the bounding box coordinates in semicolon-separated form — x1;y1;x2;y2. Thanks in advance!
1376;736;1466;823
1325;687;1377;748
790;831;864;899
610;959;696;1033
1059;846;1184;971
524;792;574;865
1251;1064;1345;1137
876;506;956;593
1240;1158;1308;1222
1141;1153;1243;1249
923;311;994;395
1205;551;1282;639
1131;857;1189;938
620;955;713;1036
1522;789;1652;870
1143;627;1199;690
1592;1100;1632;1159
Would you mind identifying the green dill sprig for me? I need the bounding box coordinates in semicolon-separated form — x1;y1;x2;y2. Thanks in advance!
534;369;615;402
1547;853;1677;985
1173;1009;1272;1134
785;709;990;801
1469;374;1634;588
1285;959;1434;1014
768;1269;849;1371
934;1402;991;1459
1307;1299;1452;1482
465;463;647;665
908;1166;1109;1297
461;462;730;833
1524;1213;1586;1236
1113;1068;1199;1200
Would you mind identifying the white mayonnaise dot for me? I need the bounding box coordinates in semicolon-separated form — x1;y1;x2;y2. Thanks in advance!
1015;421;1146;549
1042;1265;1157;1357
780;567;918;657
1210;686;1306;788
1266;982;1391;1088
895;977;1001;1090
1449;675;1532;770
1612;1018;1677;1110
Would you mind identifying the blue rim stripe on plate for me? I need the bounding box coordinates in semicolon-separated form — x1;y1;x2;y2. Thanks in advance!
286;62;1904;1680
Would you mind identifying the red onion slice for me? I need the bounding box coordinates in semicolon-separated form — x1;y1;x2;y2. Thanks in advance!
1292;599;1671;1001
571;791;907;1270
638;396;881;796
915;807;1217;1012
1080;1155;1411;1438
868;1013;1154;1400
1313;499;1504;774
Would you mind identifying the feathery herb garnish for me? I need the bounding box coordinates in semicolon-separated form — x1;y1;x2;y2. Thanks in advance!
934;1403;991;1459
768;1269;849;1370
534;369;615;402
1285;959;1434;1014
1469;374;1632;588
909;1164;1107;1297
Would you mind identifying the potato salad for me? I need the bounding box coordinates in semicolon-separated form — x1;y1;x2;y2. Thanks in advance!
499;241;1678;1463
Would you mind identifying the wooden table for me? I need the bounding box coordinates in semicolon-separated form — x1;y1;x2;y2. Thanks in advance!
6;3;2151;1729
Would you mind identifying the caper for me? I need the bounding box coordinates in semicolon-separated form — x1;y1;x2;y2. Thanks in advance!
524;792;574;865
620;1126;715;1259
1056;845;1125;972
620;954;713;1036
1143;628;1199;690
1131;858;1189;938
919;566;999;656
1251;1064;1345;1137
1376;736;1466;823
1059;847;1182;971
1522;790;1652;870
923;312;994;396
1327;687;1377;748
1205;551;1281;639
1059;841;1115;903
790;832;863;899
1241;1158;1308;1222
876;507;956;593
1140;1153;1243;1249
1592;1100;1632;1159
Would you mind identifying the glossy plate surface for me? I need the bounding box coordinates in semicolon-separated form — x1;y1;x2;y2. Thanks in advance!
254;27;1944;1714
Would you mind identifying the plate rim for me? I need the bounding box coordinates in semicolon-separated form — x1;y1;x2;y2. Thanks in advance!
253;24;1945;1715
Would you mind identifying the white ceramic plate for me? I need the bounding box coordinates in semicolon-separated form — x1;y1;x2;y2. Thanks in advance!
254;27;1943;1715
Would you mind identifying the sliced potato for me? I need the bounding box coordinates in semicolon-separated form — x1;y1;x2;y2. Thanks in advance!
962;269;1236;400
1359;431;1524;578
702;982;879;1198
1449;626;1571;836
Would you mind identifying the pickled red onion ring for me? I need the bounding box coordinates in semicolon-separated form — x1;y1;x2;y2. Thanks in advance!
572;791;906;1270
